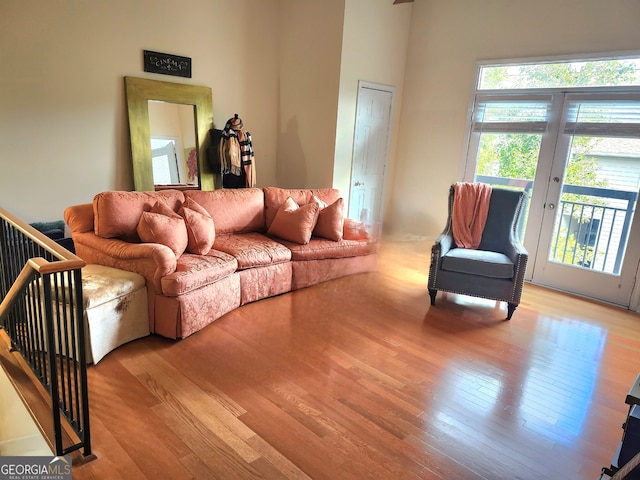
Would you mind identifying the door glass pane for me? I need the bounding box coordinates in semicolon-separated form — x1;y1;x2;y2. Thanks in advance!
549;136;640;274
474;132;541;234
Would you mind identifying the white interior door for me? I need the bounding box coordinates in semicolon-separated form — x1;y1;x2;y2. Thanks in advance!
348;82;393;225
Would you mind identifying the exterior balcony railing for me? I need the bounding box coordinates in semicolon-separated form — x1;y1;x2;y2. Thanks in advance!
476;175;638;275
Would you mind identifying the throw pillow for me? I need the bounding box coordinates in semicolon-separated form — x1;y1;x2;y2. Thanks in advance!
267;197;319;245
343;218;370;241
263;187;313;229
311;195;344;241
136;201;188;257
151;199;182;219
178;197;215;255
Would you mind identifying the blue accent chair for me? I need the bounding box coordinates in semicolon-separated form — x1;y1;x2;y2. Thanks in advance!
428;185;529;320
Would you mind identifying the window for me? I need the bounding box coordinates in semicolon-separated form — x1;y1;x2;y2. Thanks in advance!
464;54;640;289
478;58;640;90
471;95;552;190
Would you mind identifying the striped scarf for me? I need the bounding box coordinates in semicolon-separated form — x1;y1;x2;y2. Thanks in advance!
219;115;256;187
219;117;243;176
238;130;253;168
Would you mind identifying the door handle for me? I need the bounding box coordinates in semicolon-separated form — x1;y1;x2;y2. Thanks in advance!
548;203;555;210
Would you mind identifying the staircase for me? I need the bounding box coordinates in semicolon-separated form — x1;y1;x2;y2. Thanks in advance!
0;206;94;462
0;364;52;456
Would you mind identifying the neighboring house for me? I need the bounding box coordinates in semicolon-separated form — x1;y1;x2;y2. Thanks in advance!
591;138;640;192
561;138;640;272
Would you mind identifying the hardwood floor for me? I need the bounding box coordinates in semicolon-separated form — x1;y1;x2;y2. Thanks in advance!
70;239;640;479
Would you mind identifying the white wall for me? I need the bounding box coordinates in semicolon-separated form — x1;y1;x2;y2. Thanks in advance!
0;367;52;456
392;0;640;238
0;0;279;223
335;0;412;229
276;0;345;189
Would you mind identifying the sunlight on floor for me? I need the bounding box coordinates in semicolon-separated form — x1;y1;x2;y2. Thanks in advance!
520;317;606;441
429;313;607;446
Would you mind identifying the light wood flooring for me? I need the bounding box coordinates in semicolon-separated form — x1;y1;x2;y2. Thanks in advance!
69;239;640;479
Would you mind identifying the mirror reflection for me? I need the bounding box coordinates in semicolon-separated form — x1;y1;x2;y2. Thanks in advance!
148;101;198;189
124;76;214;192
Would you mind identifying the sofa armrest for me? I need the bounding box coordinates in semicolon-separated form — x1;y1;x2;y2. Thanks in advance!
435;232;453;256
504;235;528;264
71;232;177;292
508;242;528;304
431;231;454;264
64;203;94;234
428;232;454;289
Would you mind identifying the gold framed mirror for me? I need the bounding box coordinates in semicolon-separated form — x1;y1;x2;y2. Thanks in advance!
124;76;214;191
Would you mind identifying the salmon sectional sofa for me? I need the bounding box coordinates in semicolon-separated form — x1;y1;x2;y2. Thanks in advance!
64;187;378;339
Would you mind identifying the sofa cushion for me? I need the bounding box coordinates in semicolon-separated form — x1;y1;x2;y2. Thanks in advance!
178;197;215;255
441;248;514;279
311;195;344;241
94;190;185;241
283;237;378;261
267;197;319;245
214;232;291;270
161;250;238;296
136;201;188;257
185;188;265;234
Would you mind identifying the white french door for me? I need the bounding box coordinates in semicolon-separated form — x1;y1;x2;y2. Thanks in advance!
532;94;640;306
467;92;640;307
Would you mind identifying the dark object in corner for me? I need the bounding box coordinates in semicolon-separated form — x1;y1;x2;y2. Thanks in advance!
30;220;64;236
599;372;640;479
222;168;247;189
206;128;223;174
30;220;75;254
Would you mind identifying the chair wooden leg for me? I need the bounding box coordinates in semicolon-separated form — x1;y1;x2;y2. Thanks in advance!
506;303;517;320
428;289;437;306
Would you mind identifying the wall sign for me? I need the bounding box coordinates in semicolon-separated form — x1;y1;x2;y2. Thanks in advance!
143;50;192;78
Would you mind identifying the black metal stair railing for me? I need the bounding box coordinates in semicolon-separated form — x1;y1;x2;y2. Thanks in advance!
0;206;92;460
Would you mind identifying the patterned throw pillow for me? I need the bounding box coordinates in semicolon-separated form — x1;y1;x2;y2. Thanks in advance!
267;197;319;245
178;197;215;255
310;195;344;241
136;200;188;257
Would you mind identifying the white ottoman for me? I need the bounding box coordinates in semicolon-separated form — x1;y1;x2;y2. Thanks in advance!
80;265;149;364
